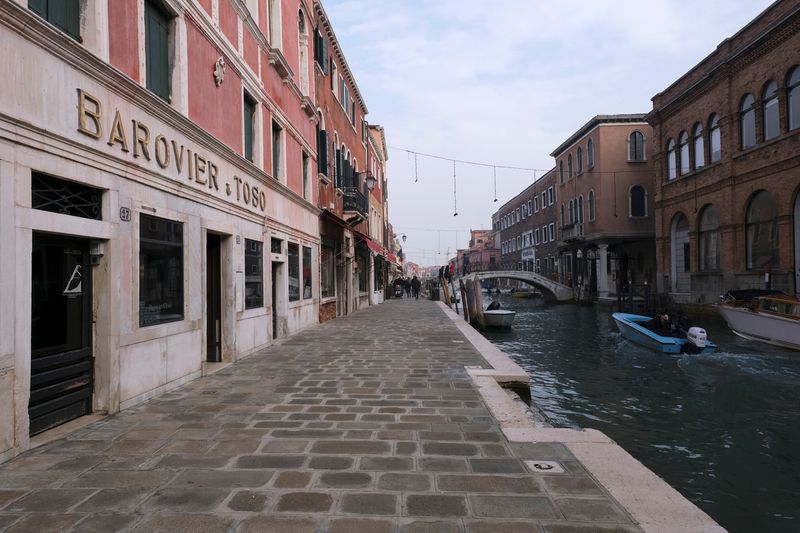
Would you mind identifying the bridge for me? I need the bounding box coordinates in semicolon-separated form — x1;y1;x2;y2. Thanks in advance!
461;270;574;302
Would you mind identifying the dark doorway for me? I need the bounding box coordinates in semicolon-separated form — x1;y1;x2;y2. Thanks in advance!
271;263;279;339
206;233;221;362
30;234;93;435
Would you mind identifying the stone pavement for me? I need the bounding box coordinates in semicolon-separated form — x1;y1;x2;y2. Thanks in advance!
0;299;642;532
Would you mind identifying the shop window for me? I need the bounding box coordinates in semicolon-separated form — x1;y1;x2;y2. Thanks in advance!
762;81;779;141
373;256;384;290
746;191;778;269
698;205;720;271
288;243;300;301
29;0;80;41
145;0;172;102
244;239;263;309
302;246;312;299
32;172;102;220
741;94;756;149
139;214;183;327
357;251;368;292
321;245;335;298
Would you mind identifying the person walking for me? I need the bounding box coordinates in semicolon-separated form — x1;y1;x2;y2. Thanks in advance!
404;277;412;298
411;276;421;299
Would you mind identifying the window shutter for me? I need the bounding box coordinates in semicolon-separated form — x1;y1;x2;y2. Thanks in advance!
318;130;328;175
29;0;47;17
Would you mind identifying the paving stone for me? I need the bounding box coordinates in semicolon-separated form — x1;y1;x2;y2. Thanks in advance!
406;494;468;517
273;471;312;488
4;488;95;512
170;469;273;488
539;524;640;533
142;488;229;512
3;514;83;532
378;473;431;492
396;442;418;455
308;456;354;470
156;454;230;469
227;490;269;511
400;521;463;533
71;470;173;488
74;513;139;532
340;493;397;515
418;458;469;472
469;458;527;474
0;515;21;531
330;518;395;533
276;492;333;513
273;429;345;439
74;488;150;511
159;440;213;454
235;455;306;469
360;456;414;471
261;439;310;453
541;476;605;496
0;490;26;510
508;442;576;461
132;513;233;533
437;475;541;494
469;495;559;519
554;498;632;523
318;472;372;488
466;520;544;533
422;442;479;456
310;440;391;455
481;444;511;457
211;440;261;454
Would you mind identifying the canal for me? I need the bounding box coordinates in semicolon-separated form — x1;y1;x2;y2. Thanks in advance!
481;296;800;533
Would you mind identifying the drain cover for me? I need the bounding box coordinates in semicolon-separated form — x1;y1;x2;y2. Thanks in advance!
524;460;564;474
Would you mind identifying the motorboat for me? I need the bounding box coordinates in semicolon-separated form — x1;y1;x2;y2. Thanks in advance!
483;309;516;328
511;287;541;299
612;312;717;354
716;291;800;351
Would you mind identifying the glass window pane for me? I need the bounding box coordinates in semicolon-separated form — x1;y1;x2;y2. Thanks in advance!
288;243;299;302
667;140;677;179
789;68;800;131
139;214;183;327
302;246;312;299
763;82;779;141
244;239;263;309
693;124;705;169
710;115;721;162
746;192;779;269
679;132;690;175
741;95;756;149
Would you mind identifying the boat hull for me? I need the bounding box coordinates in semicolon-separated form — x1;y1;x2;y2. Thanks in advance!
612;313;717;354
483;310;516;327
716;304;800;351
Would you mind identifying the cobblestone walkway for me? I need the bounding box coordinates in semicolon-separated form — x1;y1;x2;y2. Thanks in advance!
0;299;641;532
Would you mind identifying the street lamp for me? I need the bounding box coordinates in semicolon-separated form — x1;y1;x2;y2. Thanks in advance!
399;233;407;243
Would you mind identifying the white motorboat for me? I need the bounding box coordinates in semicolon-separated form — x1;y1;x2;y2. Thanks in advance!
716;291;800;351
483;309;516;328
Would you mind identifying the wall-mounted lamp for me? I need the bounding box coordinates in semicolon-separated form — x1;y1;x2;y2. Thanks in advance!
365;175;377;191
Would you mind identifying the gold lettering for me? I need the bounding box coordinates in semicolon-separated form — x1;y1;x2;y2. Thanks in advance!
187;149;194;180
132;120;151;160
172;140;185;174
242;182;251;204
233;176;242;200
77;89;102;139
154;134;170;168
259;190;266;211
208;162;219;191
107;110;130;152
194;154;207;185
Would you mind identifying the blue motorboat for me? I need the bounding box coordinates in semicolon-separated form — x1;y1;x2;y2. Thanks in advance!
612;312;718;354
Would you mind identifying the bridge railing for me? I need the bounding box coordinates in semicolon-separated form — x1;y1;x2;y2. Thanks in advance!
457;262;559;281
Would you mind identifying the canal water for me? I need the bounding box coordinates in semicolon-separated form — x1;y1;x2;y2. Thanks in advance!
481;295;800;533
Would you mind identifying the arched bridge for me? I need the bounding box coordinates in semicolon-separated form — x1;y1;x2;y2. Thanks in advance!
462;270;573;302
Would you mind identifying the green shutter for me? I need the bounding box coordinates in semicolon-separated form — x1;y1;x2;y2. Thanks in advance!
243;95;255;162
29;0;80;41
145;1;171;101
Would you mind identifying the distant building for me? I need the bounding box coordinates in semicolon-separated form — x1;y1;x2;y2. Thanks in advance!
466;229;499;272
552;115;655;298
647;0;800;302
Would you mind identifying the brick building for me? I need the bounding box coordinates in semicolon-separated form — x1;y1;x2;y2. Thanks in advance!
466;229;499;272
552;116;655;298
493;169;559;279
647;0;800;302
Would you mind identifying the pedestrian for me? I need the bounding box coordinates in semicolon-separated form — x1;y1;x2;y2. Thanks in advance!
404;277;412;297
411;275;421;299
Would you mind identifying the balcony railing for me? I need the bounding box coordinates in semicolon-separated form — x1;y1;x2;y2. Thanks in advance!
342;187;368;222
560;223;584;242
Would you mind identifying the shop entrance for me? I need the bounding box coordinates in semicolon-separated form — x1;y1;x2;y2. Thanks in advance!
30;234;93;435
206;233;222;362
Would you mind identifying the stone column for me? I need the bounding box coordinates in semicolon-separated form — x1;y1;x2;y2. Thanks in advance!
598;244;609;298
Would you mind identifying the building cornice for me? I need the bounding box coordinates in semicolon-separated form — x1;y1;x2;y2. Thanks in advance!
551;115;648;157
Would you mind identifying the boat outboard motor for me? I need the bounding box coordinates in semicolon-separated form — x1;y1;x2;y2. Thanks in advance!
684;327;707;354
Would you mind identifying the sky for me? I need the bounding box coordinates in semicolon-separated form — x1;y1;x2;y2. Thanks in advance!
324;0;775;267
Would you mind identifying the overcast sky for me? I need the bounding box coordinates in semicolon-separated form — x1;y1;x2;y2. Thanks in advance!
325;0;775;267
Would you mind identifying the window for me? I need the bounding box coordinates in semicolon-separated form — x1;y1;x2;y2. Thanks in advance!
741;94;756;149
302;151;310;200
330;59;337;93
139;214;183;327
543;226;548;242
243;92;256;162
357;251;368;291
31;173;102;220
666;138;677;180
528;200;533;214
313;28;329;73
272;120;283;182
629;131;645;161
373;255;384;290
516;207;521;221
698;205;720;271
559;160;564;184
746;191;778;269
549;223;555;241
268;0;282;49
630;185;647;217
567;154;573;179
145;1;171;102
522;204;528;217
548;187;554;206
302;246;312;299
693;123;705;170
588;190;595;221
288;243;300;301
541;192;546;209
297;11;309;95
534;228;540;245
709;114;721;163
317;125;328;176
578;195;584;224
568;199;574;224
29;0;79;40
788;67;800;131
534;196;539;212
560;204;565;227
762;81;779;141
244;239;263;309
587;138;594;167
517;236;521;248
577;147;583;174
679;131;690;175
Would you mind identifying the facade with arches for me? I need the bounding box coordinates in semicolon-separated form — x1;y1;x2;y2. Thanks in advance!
551;115;656;299
648;0;800;302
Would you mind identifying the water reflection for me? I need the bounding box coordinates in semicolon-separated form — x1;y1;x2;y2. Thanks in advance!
481;296;800;533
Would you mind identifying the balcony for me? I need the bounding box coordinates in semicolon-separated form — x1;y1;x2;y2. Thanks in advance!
560;223;584;242
342;187;368;224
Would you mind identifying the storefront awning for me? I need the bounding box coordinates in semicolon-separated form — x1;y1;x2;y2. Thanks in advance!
354;231;387;257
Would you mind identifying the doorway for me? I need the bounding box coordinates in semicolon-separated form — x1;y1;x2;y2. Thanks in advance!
206;233;221;362
30;234;93;435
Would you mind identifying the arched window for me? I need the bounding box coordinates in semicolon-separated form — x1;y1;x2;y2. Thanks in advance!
698;205;720;271
741;94;756;149
587;138;594;168
679;131;690;175
763;81;779;141
577;147;583;174
567;154;573;179
588;190;595;221
629;131;645;161
578;195;584;224
297;11;309;95
746;191;779;269
629;185;647;217
666;138;677;180
560;203;565;227
709;114;721;162
693;122;705;169
559;160;564;184
788;66;800;131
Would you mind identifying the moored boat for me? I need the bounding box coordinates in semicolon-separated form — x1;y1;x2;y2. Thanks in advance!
612;312;717;354
716;291;800;351
483;309;516;328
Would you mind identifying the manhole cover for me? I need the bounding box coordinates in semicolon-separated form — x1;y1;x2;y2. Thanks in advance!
524;460;565;474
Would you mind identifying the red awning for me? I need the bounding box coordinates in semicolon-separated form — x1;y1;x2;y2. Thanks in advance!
354;231;387;257
387;253;399;264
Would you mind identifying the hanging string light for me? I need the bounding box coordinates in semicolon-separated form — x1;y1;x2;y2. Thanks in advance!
453;160;458;217
414;153;419;183
493;166;498;203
